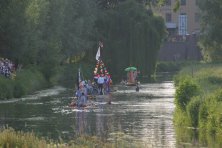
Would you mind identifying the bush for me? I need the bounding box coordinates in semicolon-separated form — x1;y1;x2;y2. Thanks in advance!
0;127;48;148
13;82;26;98
175;78;199;111
186;96;202;127
199;90;222;146
199;101;208;144
156;61;183;72
58;63;94;88
0;68;47;100
0;76;14;99
0;127;146;148
16;69;47;93
207;76;222;85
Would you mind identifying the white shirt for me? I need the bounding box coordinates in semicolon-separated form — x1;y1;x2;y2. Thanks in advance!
97;77;105;84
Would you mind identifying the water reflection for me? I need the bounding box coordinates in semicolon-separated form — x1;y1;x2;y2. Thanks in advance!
75;111;87;135
0;82;176;147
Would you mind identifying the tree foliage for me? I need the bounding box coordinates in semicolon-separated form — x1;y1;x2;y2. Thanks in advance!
0;0;166;83
96;0;165;79
197;0;222;62
0;0;97;83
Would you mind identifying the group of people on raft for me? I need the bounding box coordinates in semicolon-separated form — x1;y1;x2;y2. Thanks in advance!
70;74;112;107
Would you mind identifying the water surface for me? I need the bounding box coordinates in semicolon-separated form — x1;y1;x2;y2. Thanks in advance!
0;82;176;147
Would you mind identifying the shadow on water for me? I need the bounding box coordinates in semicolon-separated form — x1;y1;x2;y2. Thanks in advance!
0;82;176;147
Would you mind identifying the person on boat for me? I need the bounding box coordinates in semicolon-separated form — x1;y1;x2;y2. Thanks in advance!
75;89;81;98
97;74;105;95
78;92;87;107
93;74;99;84
70;89;81;107
86;80;93;95
83;84;88;97
105;74;111;94
136;83;139;92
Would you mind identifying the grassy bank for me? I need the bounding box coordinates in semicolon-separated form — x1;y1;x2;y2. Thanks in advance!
0;127;146;148
173;63;222;147
0;68;48;100
0;60;96;100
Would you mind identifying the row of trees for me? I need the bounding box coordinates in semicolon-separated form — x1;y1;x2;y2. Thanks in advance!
0;0;97;82
96;0;165;79
0;0;166;84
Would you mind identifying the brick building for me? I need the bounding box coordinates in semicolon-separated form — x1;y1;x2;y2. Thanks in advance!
154;0;202;61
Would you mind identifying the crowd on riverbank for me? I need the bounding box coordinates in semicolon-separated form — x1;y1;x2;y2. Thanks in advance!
0;58;16;79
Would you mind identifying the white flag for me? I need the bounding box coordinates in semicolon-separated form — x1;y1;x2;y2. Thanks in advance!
96;46;100;61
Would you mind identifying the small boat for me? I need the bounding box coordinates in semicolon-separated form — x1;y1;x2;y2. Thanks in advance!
126;82;137;86
124;66;139;86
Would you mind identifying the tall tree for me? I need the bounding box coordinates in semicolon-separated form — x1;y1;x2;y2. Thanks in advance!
0;0;28;63
61;0;97;58
95;0;165;80
197;0;222;62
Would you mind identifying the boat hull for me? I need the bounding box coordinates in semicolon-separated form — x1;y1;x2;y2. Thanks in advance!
126;82;137;86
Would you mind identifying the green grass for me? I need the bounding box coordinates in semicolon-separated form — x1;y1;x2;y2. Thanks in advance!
173;63;222;147
0;127;147;148
0;68;47;100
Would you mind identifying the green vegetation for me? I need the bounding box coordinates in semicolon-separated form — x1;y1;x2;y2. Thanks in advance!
0;127;146;148
174;78;199;111
58;62;95;88
155;61;196;72
0;68;47;100
0;0;167;99
197;0;222;62
97;0;166;79
174;63;222;147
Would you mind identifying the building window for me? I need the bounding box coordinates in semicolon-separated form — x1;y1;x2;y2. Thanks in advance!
195;13;200;22
178;13;187;35
165;0;171;6
180;0;186;5
166;13;172;22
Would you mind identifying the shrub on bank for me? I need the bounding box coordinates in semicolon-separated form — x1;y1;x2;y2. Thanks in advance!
175;78;199;111
0;68;47;100
0;76;14;99
155;61;191;72
174;63;222;146
0;127;48;148
186;96;202;127
199;90;222;137
58;63;94;88
15;68;47;94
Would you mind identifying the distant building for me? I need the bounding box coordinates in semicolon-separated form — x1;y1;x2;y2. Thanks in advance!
158;35;202;61
154;0;200;36
154;0;202;61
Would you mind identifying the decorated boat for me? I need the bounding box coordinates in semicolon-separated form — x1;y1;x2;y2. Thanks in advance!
69;41;113;107
124;66;138;86
92;42;112;103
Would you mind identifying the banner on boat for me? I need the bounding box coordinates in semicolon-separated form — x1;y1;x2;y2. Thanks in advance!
96;46;100;61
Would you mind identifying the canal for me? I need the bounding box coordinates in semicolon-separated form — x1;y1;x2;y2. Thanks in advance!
0;81;176;147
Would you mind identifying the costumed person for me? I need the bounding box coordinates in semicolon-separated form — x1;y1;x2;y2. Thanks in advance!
86;80;93;95
78;92;87;107
136;83;139;92
105;74;111;94
97;74;105;95
70;89;81;107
